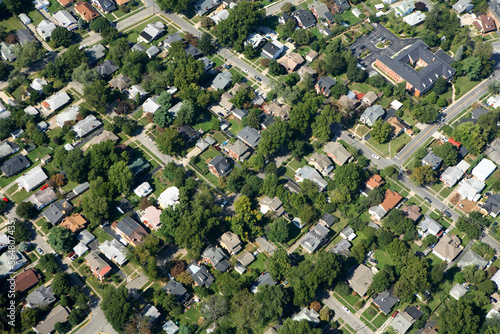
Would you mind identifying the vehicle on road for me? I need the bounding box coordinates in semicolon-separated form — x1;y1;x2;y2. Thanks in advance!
348;134;355;139
444;210;452;217
342;306;350;313
492;298;498;303
51;250;58;257
372;154;380;160
221;200;228;208
36;248;44;255
254;75;262;82
242;67;249;73
369;258;378;264
424;197;432;203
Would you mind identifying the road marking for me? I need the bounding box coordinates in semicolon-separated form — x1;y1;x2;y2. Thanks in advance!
397;124;437;160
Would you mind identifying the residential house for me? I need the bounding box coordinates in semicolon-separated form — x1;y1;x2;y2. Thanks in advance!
1;155;30;177
251;272;277;293
331;239;351;256
309;2;334;22
29;78;48;94
224;140;250;162
417;216;442;237
405;306;424;322
26;286;56;308
294;165;328;191
422;151;443;170
352;7;362;17
0;42;15;62
142;304;161;324
109;74;131;91
14;269;41;292
16;29;36;45
298;66;318;80
29;187;57;210
264;102;291;120
457;249;488;269
237;250;255;267
185;44;202;58
237;126;260;148
433;234;463;262
362;91;379;106
457;178;485;202
259;196;285;216
146;45;160;58
347;264;374;296
387;116;406;137
492;270;500;289
164;33;183;49
24;106;39;116
128;157;150;176
473;14;497;33
43;200;73;225
81;131;118;151
194;0;219;16
111;216;149;246
450;283;468;300
72;115;102;138
85;251;112;280
37;20;57;40
335;0;351;12
373;290;399;315
401;204;422;222
392;311;415;334
340;226;356;240
319;213;336;227
308;152;334;176
72;182;90;196
76;229;96;245
19;13;32;25
219;231;242;255
396;0;415;16
96;60;119;77
472;107;489;119
483;193;500;217
73;242;89;257
403;11;426;26
301;223;330;253
315;76;336;96
293;9;316;29
53;10;77;30
141;206;162;231
178;125;200;144
157;186;180;209
86;44;106;64
278;52;305;72
91;0;117;13
75;1;100;21
366;175;385;190
261;40;285;59
279;12;295;25
306;50;318;62
0;141;19;161
293;307;320;325
440;160;470;187
472;158;496;182
60;214;87;233
33;0;50;11
134;182;153;198
360;105;385;127
324;142;352;166
163;320;179;334
164;280;189;304
375;41;456;97
211;71;232;90
202;246;231;272
0;250;27;277
41;91;71;113
369;189;403;220
57;0;74;6
453;0;473;14
232;108;248;121
187;262;214;287
99;238;127;266
244;33;266;49
201;56;214;71
33;305;70;334
117;198;132;214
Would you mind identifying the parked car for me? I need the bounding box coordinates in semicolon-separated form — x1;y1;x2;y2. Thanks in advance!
68;251;75;258
360;45;366;50
492;298;498;303
348;134;355;139
51;250;58;257
36;248;44;255
2;197;7;202
215;146;221;151
444;210;452;217
391;311;399;318
372;154;380;160
370;258;378;264
254;75;262;82
424;197;432;203
342;306;350;313
242;67;249;73
221;200;228;208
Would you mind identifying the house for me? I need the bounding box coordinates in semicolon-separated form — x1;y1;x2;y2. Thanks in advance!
315;76;336;96
301;223;330;253
99;238;127;266
366;175;385;190
29;187;57;210
264;102;291;120
306;50;318;62
85;251;112;280
308;152;334;175
278;52;305;72
128;157;150;176
375;40;456;97
73;182;90;196
178;125;200;144
53;10;78;30
453;0;473;14
19;13;32;25
82;131;119;151
146;45;160;58
360;105;385;127
0;42;15;62
2;155;30;177
244;33;266;49
293;307;320;325
237;251;255;267
340;226;356;240
73;242;89;257
72;115;102;138
33;0;50;11
219;231;242;255
387;116;406;137
335;0;351;12
223;140;249;162
433;234;463;262
33;305;70;334
142;97;161;114
75;1;100;21
0;250;27;277
232;108;248;121
86;44;106;64
57;0;74;6
294;9;316;29
41;91;70;112
457;178;485;202
473;15;497;33
324;142;352;166
194;0;219;16
96;60;119;77
24;106;39;116
259;196;285;216
362;91;379;106
251;272;277;293
331;239;351;256
91;0;117;13
16;29;36;45
0;234;13;251
401;204;422;222
396;0;415;16
164;280;189;304
76;229;96;245
26;286;56;308
309;2;333;22
43;200;73;225
109;74;131;91
158;186;180;209
294;165;328;191
211;71;233;91
163;320;179;334
185;44;202;59
403;11;426;26
201;57;214;71
440;160;470;187
319;213;336;227
483;194;500;217
60;214;87;233
369;190;403;220
347;264;374;296
30;78;48;94
111;216;149;246
187;262;214;287
352;7;362;17
0;141;19;161
457;249;488;269
279;12;295;25
472;158;496;182
450;283;468;300
298;66;318;80
202;246;230;272
142;304;161;324
164;33;183;49
141;206;162;230
261;40;285;59
373;290;399;315
405;306;424;322
422;152;443;170
417;216;442;237
392;311;415;334
236;126;260;148
14;269;41;292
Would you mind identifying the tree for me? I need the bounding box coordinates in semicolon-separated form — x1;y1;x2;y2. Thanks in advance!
452;122;487;155
155;128;184;155
21;307;40;330
242;108;261;129
13;41;45;69
434;142;458;167
157;0;190;13
198;32;213;55
433;76;448;95
281;2;294;14
228;195;262;239
101;286;132;332
255;285;289;324
456;216;482;240
438;300;480;334
394;256;430;301
153;92;173;128
52;272;71;296
268;217;290;243
51;27;73;48
268;60;286;76
372;268;395;293
463;56;483;80
200;16;215;28
90;17;112;33
292;29;314;45
334;162;365;194
279;318;321;334
201;295;229;322
488;80;500;95
82;192;109;227
422;234;438;248
177;100;196;125
84;79;110;111
346;62;367;82
16;202;36;219
371;118;392;144
410;165;436;186
108;160;134;195
72;63;102;87
48;226;75;253
39;254;60;274
267;248;290;280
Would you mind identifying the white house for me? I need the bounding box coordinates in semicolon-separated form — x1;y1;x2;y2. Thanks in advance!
157;186;180;209
134;182;153;197
471;158;496;182
41;91;70;112
142;96;161;114
56;105;79;128
457;178;485;202
17;166;48;191
403;11;425;26
36;20;57;40
53;10;78;31
396;0;415;16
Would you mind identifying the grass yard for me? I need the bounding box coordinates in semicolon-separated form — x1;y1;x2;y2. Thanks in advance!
93;227;113;243
288;158;307;171
362;306;379;321
355;125;370;137
179;304;203;327
372;313;389;328
454;77;481;99
248;253;267;273
28;10;46;26
350;82;379;94
374;250;393;269
367;138;390;158
390;134;411;157
0;16;25;32
229;119;244;135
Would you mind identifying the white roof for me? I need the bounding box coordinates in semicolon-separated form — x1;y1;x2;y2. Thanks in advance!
128;85;147;98
64;143;74;151
53;10;77;29
471;158;496;182
211;9;229;24
73;242;89;257
491;270;500;288
31;78;47;92
487;95;500;109
99;239;127;266
457;178;485;202
44;91;70;111
134;182;153;197
0;102;5;113
403;11;425;26
158;186;180;209
142;96;161;114
390;100;403;110
17;166;48;191
56;105;79;127
162;320;179;334
37;20;57;39
450;283;467;300
457;160;471;172
24;106;39;116
72;115;101;138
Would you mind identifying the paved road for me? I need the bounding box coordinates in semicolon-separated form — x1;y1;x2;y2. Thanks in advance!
323;293;375;334
265;0;302;15
74;303;118;334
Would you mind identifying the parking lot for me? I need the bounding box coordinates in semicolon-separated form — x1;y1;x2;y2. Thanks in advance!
349;24;419;70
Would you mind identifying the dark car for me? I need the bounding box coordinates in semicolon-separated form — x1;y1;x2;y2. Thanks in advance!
444;210;452;217
424;197;432;204
360;45;366;50
348;134;355;139
492;298;498;303
254;75;262;82
370;259;378;264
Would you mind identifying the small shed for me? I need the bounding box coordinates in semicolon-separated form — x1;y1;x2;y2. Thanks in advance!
41;155;52;165
19;13;32;25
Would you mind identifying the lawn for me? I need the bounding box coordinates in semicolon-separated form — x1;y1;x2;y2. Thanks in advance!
362;306;379;321
372;313;389;328
288;158;307;171
367;138;390;158
211;131;227;144
350;83;379;94
248;253;267;273
178;302;203;326
390;134;411;157
0;16;24;32
343;10;360;25
28;10;45;26
454;77;481;99
229;119;244;135
374;250;393;269
94;227;113;243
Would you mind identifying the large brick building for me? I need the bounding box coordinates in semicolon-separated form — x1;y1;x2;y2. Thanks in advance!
375;40;456;96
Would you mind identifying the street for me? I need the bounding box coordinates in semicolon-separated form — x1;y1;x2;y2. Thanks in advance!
73;303;119;334
322;292;375;334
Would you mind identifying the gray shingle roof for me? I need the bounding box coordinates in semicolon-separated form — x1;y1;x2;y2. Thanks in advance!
187;262;214;287
209;155;231;176
237;126;260;147
1;154;30;177
163;280;189;304
95;60;119;77
373;290;399;314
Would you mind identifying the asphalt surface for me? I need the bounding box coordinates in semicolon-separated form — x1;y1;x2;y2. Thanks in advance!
322;292;375;334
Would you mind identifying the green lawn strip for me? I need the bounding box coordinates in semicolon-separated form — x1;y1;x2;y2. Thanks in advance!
0;16;25;32
454;76;481;99
6;184;17;195
28;10;46;26
366;138;389;157
374;249;394;269
132;110;144;120
332;291;358;312
362;306;379;321
372;313;389;328
343;323;355;333
389;134;411;158
94;227;113;243
248;252;267;272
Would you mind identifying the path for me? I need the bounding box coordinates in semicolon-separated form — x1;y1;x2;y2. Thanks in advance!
322;293;375;334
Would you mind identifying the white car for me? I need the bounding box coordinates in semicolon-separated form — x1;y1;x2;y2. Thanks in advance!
372;154;380;160
342;306;350;313
242;67;249;73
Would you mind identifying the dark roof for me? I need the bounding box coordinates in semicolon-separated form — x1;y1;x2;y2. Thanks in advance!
252;272;277;292
178;125;200;143
377;40;456;94
434;49;456;66
320;213;336;226
405;306;424;320
484;194;500;216
0;141;19;160
294;9;316;28
128;157;150;176
116;198;132;213
335;0;351;11
472;107;488;119
324;11;335;22
185;44;203;58
281;12;294;23
16;29;36;45
1;154;30;177
139;31;153;43
163;280;189;304
317;76;337;95
209;155;231;176
373;290;399;314
202;246;231;272
187;262;214;287
43;200;73;224
114;216;141;238
94;0;116;12
262;41;283;57
95;60;119;77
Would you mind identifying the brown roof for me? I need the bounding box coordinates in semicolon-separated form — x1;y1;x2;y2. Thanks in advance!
401;204;422;222
380;189;403;212
75;1;100;22
422;329;438;334
366;175;385;190
60;214;87;233
475;15;497;33
116;0;130;4
15;269;41;292
387;116;405;135
57;0;73;6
